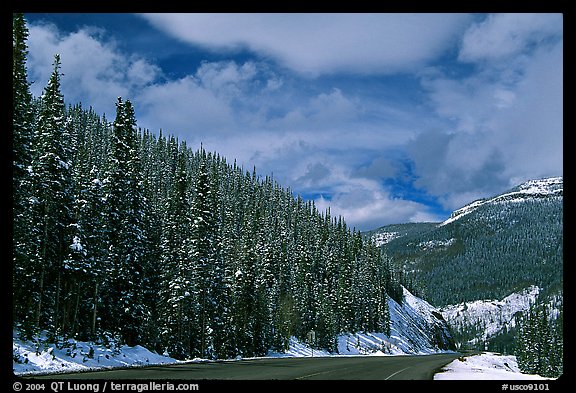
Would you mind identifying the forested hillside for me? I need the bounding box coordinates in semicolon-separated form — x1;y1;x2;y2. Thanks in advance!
13;14;404;360
372;178;563;307
369;176;563;376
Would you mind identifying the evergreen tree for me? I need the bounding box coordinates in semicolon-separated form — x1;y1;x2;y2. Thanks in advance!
102;97;147;346
30;54;74;333
190;152;225;358
158;146;196;359
515;300;563;378
13;13;37;334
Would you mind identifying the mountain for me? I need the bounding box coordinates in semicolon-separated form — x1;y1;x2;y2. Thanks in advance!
438;177;563;228
335;286;455;355
368;177;563;352
439;286;540;351
370;177;563;309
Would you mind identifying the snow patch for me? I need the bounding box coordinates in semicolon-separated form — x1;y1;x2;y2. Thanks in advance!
434;352;553;380
372;231;399;246
418;238;456;250
439;177;562;227
439;200;485;227
440;286;540;344
13;330;178;376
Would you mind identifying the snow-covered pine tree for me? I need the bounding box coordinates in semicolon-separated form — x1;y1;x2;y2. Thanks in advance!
190;150;223;359
208;155;235;359
102;97;147;346
515;301;563;378
12;13;38;335
158;145;197;359
83;166;108;338
336;217;355;333
30;54;75;334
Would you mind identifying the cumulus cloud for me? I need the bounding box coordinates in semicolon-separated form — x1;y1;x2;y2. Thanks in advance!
139;13;471;76
136;75;235;137
410;13;563;211
27;22;161;117
24;13;562;230
314;176;443;231
459;13;563;62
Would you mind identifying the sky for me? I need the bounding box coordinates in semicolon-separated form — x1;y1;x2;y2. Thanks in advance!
23;13;563;231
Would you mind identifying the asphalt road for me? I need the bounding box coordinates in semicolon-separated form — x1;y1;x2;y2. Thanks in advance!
31;353;462;380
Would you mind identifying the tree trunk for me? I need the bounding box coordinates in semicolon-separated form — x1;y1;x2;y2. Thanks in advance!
72;280;80;335
35;266;45;330
92;282;99;337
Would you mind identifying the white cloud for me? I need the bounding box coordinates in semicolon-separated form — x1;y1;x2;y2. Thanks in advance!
27;22;161;118
136;76;235;138
314;177;443;231
459;13;563;62
196;61;257;97
411;14;563;211
139;13;470;76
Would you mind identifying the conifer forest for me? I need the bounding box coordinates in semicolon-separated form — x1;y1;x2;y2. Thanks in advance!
12;13;400;360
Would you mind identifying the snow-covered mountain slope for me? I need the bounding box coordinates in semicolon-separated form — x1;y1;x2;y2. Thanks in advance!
440;286;540;346
388;287;455;353
273;286;455;357
439;177;563;227
371;176;563;308
336;287;455;355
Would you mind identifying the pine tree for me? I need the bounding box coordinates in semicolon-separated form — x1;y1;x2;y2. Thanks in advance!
190;151;223;358
30;54;75;333
515;301;563;378
13;13;38;335
158;146;197;359
102;97;147;346
208;156;235;359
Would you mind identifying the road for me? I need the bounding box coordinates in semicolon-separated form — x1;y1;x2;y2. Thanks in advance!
31;353;462;380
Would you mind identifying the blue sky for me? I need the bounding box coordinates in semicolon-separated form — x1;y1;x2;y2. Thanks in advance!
24;13;563;231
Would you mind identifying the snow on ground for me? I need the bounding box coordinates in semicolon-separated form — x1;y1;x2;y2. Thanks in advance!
517;177;563;196
439;200;485;227
439;177;562;227
372;231;399;246
17;331;547;380
441;286;540;344
13;330;178;376
266;337;332;358
14;287;453;376
434;352;552;380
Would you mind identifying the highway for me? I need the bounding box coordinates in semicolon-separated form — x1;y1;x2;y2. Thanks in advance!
31;353;462;380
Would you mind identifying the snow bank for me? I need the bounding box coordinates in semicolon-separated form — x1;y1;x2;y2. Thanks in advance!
13;330;177;376
434;352;552;380
14;287;454;376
